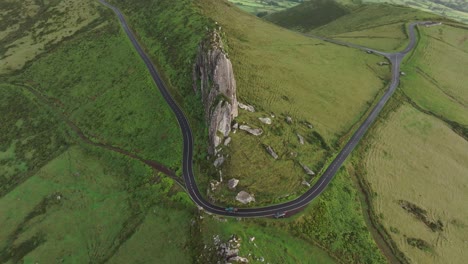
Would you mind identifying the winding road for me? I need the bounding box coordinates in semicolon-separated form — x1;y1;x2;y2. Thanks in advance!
99;0;425;218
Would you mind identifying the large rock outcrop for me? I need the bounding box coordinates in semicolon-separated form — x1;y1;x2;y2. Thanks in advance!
193;30;238;154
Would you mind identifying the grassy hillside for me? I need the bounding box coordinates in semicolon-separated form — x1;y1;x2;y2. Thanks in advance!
0;0;103;75
106;0;386;262
307;6;468;263
265;0;351;32
1;0;387;263
364;0;468;23
0;1;191;262
401;24;468;126
228;0;302;16
198;0;390;203
311;3;442;51
363;103;468;264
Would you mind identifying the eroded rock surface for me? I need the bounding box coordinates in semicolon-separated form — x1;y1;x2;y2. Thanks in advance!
194;30;238;154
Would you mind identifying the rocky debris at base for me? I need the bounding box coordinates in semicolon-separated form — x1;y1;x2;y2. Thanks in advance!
232;123;239;130
224;137;232;146
296;133;305;145
229;256;249;263
238;102;255;112
239;125;263;136
213;235;249;263
228;178;239;190
285;116;293;124
210;180;220;191
214;156;225;167
302;180;311;187
304;121;313;129
236;191;255;204
249;237;255;242
258;117;272;125
265;145;278;159
300;163;315;176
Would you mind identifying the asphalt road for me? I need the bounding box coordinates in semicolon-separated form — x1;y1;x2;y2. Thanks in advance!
99;0;424;218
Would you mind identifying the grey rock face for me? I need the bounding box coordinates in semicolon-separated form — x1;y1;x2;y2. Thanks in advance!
265;146;278;159
228;178;239;189
193;30;238;154
258;117;272;125
236;191;255;204
239;125;263;136
296;133;305;145
238;102;255;112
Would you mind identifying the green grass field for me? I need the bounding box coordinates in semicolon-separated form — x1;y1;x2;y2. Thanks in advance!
0;0;103;75
363;103;468;264
401;24;468;126
0;1;191;262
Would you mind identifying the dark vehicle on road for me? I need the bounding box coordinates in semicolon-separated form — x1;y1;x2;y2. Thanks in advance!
274;212;286;218
225;207;238;213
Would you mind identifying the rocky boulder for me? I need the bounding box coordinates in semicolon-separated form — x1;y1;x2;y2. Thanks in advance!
228;178;239;189
238;102;255;112
296;133;305;145
285;116;293;124
265;145;278;159
214;156;225;167
193;30;238;154
258;117;272;125
300;162;315;176
239;125;263;136
236;191;255;204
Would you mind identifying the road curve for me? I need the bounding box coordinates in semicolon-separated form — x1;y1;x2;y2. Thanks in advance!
99;0;424;218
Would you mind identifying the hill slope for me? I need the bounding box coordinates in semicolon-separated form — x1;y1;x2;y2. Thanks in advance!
265;0;351;32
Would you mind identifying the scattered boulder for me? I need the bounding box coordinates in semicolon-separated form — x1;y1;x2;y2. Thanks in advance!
400;71;406;76
228;178;239;189
238;102;255;112
249;237;255;242
300;163;315;176
304;121;313;129
285;116;293;124
265;145;278;159
258;117;272;125
210;180;220;191
236;191;255;204
378;61;390;66
239;125;263;136
296;133;305;145
302;180;311;187
214;156;225;167
228;256;249;263
232;122;239;130
224;137;232;146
